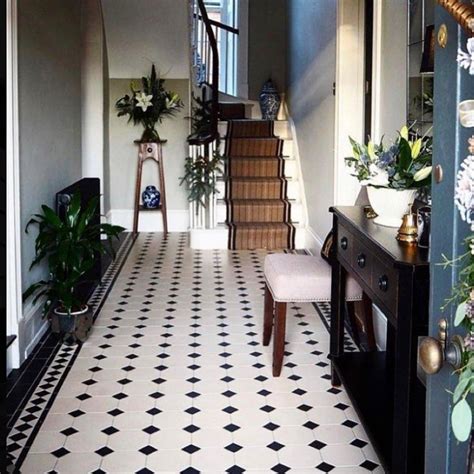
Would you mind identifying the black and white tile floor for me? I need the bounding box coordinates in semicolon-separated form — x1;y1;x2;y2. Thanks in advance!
10;233;383;473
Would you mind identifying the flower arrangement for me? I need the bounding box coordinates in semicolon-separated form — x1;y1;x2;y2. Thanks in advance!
444;147;474;443
345;125;433;189
116;64;184;142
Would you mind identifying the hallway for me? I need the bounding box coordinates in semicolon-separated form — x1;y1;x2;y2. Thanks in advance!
11;234;382;473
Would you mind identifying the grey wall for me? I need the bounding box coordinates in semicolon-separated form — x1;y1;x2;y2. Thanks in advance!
101;0;190;79
18;0;82;357
247;0;287;100
108;79;190;211
287;0;337;240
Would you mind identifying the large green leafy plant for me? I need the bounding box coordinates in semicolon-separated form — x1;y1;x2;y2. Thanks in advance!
345;125;432;189
24;194;124;317
116;64;184;142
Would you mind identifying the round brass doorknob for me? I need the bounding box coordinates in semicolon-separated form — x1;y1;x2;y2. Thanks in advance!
419;337;444;375
419;335;464;375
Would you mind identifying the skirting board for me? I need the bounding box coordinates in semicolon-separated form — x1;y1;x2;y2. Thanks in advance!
301;226;324;255
190;228;228;249
107;209;189;232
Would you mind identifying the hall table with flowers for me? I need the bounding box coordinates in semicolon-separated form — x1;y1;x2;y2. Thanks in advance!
329;205;430;474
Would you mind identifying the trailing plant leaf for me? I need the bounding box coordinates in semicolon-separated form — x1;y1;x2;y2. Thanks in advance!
452;398;472;442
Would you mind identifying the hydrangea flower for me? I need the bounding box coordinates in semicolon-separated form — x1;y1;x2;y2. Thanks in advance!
457;38;474;76
455;155;474;229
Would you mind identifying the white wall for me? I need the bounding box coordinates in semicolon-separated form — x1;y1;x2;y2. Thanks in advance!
107;79;190;231
17;0;82;364
101;0;190;79
372;0;408;142
287;0;337;243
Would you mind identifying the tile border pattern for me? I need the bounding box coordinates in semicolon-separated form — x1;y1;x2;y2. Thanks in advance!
7;233;136;471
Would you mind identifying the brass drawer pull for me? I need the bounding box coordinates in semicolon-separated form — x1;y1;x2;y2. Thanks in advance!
357;253;366;268
378;275;389;292
340;237;348;250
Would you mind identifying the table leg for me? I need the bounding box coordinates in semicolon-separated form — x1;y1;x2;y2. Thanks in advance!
330;259;346;387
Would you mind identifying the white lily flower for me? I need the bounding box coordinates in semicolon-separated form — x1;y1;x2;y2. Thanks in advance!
457;38;474;76
413;165;432;182
135;92;153;112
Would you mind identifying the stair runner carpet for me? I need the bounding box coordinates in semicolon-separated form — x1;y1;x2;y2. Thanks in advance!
225;119;296;250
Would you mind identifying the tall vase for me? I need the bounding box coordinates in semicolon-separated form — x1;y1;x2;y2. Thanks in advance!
367;186;418;227
259;79;281;120
140;124;160;143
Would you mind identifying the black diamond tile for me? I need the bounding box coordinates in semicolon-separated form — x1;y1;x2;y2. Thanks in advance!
303;421;319;430
185;406;200;415
102;426;119;435
223;406;238;414
181;468;200;474
149;391;164;399
76;393;92;401
117;378;132;385
327;387;341;395
224;423;240;433
225;443;243;453
108;408;124;417
82;379;97;386
147;407;162;416
183;424;200;433
61;427;78;437
139;445;157;455
316;462;335;472
309;439;327;450
143;425;160;435
182;444;200;454
185;391;200;399
260;405;275;413
351;438;368;448
342;419;358;428
360;460;379;471
334;402;349;411
68;410;85;418
267;441;284;451
96;446;114;457
263;422;279;431
297;404;312;412
272;464;290;473
136;469;154;474
113;392;128;400
293;388;307;396
52;447;70;458
222;390;236;398
257;389;271;397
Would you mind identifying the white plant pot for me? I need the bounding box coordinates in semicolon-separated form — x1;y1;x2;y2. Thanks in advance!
367;186;417;228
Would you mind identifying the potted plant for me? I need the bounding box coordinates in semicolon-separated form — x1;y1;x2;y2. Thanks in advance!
24;194;124;343
345;125;432;227
116;64;184;142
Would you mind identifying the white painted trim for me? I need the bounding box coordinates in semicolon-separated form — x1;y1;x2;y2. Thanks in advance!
302;226;324;255
334;0;365;206
371;0;384;142
107;209;190;232
190;228;228;249
372;304;387;351
236;0;249;99
24;319;49;359
7;0;22;370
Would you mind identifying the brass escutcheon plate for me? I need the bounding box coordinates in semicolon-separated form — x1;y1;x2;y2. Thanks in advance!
438;24;448;48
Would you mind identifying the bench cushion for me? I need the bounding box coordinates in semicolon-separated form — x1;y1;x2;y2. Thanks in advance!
264;253;362;302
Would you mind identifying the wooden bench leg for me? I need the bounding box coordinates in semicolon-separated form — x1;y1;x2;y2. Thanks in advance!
263;284;274;346
272;301;287;377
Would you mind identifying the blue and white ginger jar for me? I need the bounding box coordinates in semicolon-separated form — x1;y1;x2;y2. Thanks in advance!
259;79;281;120
142;185;161;209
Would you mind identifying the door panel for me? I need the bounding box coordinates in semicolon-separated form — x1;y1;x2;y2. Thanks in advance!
425;3;473;472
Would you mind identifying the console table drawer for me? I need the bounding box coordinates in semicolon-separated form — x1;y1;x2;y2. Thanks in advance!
371;257;398;316
338;225;353;260
350;240;372;286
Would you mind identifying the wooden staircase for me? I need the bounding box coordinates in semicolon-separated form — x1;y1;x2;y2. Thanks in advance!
221;108;296;250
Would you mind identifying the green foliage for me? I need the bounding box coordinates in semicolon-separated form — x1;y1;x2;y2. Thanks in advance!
24;194;124;317
180;145;223;211
116;64;184;141
345;124;433;190
440;234;474;442
189;94;213;137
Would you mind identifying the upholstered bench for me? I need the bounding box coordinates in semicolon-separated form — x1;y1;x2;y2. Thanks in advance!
263;253;367;376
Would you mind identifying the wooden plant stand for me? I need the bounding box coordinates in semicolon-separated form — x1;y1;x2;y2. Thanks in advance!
133;141;168;236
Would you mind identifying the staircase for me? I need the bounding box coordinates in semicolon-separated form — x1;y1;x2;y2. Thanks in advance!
188;0;305;250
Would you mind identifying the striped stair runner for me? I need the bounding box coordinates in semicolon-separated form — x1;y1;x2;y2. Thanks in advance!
224;118;295;250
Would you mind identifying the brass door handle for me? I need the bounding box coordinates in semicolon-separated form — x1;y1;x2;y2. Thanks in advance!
419;318;464;375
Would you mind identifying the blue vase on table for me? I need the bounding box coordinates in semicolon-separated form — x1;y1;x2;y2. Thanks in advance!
259;79;281;120
142;185;161;209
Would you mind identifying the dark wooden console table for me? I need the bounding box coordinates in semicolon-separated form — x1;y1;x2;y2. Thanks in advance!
329;206;429;473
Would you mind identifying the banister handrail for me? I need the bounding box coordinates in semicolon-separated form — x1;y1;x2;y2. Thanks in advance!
193;13;240;35
196;0;219;138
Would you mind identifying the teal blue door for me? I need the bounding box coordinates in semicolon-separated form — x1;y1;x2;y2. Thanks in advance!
424;3;473;472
